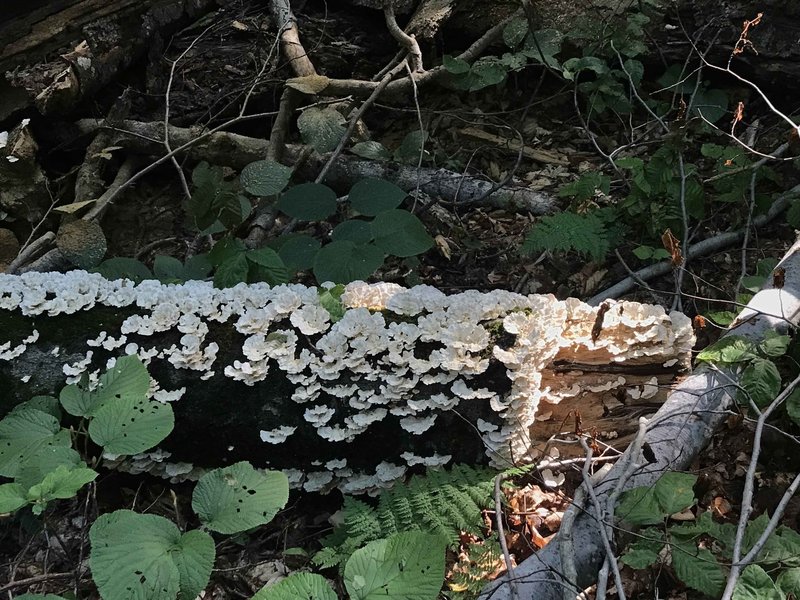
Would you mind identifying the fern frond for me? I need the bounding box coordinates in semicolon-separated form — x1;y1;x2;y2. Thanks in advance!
522;211;610;261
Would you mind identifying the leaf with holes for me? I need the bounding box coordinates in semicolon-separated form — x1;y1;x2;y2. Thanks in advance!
88;394;174;455
60;355;151;418
277;183;337;221
90;509;214;600
349;178;407;216
298;106;346;154
371;210;433;257
193;462;289;534
313;241;384;284
240;160;292;196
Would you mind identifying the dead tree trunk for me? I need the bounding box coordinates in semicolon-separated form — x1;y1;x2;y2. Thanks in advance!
480;237;800;600
0;276;692;493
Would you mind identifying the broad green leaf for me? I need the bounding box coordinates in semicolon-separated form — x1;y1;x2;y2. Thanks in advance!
60;355;150;418
707;311;736;326
739;358;781;407
562;56;608;80
0;409;71;478
696;336;757;364
277;183;337;221
27;465;97;514
240;160;292;196
456;57;507;91
442;55;470;75
787;389;800;427
298;106;346;154
349;178;407;216
278;235;321;271
732;565;783;600
758;330;791;358
620;529;664;569
313;241;384;284
193;462;289;534
616;486;663;525
318;284;346;322
503;17;528;48
653;472;696;515
632;246;654;260
393;130;429;164
350;141;391;160
344;532;446;600
208;236;246;267
13;396;60;420
693;88;728;123
246;248;289;285
332;220;373;244
214;252;249;288
252;573;337;600
522;28;562;68
371;210;433;257
92;257;153;283
90;510;214;600
0;482;27;513
15;445;83;492
88;394;174;455
183;254;213;280
671;542;725;598
777;567;800;597
154;255;185;281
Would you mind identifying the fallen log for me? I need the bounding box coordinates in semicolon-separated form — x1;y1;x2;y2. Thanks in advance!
74;118;557;213
0;274;692;493
480;236;800;600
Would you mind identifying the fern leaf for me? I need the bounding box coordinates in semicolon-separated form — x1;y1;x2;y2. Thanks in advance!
522;211;610;261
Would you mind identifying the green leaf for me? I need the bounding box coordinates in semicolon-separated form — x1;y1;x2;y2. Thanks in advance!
558;172;611;201
192;462;289;534
632;246;654;260
393;130;429;164
14;595;69;600
503;17;529;48
786;389;800;427
0;482;27;513
332;220;373;244
252;573;337;600
154;255;185;281
343;532;446;600
27;465;97;513
183;254;213;280
758;330;791;358
671;541;725;597
313;241;384;284
15;444;83;492
522;212;610;261
442;55;470;75
349;178;408;216
562;56;608;80
318;284;346;322
693;88;728;123
240;160;292;196
617;486;663;525
733;564;784;600
88;394;174;455
90;509;214;600
351;141;391;161
0;409;71;478
371;209;434;257
739;358;781;407
214;252;249;288
278;235;321;271
298;106;347;154
208;236;246;266
522;28;562;68
60;355;151;418
277;183;338;221
696;336;757;364
620;529;664;569
707;311;736;326
13;395;61;420
777;567;800;597
787;200;800;229
246;248;289;285
92;257;153;283
653;472;696;514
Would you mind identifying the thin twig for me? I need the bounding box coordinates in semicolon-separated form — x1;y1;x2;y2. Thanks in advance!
494;473;521;600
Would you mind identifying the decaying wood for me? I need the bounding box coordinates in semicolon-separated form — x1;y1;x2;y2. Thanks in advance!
0;277;692;493
480;236;800;600
75;118;557;212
